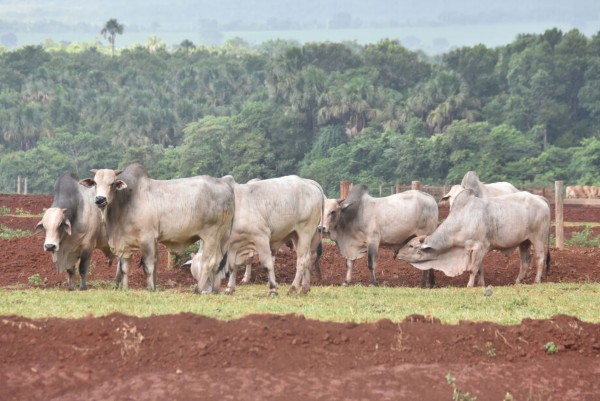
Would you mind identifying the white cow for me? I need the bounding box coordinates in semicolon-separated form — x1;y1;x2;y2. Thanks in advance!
191;175;325;295
396;188;551;287
320;184;439;288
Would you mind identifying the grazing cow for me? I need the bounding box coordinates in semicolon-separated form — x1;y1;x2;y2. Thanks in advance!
34;173;113;290
320;184;439;288
192;175;325;295
396;188;551;287
80;164;235;291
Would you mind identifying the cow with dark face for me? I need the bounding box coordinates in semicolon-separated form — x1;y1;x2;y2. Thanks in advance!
320;184;439;288
80;164;235;291
34;173;113;290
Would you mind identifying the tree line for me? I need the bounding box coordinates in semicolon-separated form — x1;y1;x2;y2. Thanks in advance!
0;28;599;196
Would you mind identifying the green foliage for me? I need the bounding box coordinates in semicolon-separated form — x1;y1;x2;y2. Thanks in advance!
27;274;45;286
0;225;30;239
446;373;477;401
0;207;9;216
0;32;599;192
565;226;600;248
544;342;559;354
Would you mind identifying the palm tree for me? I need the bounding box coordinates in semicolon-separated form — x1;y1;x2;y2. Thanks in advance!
101;19;124;57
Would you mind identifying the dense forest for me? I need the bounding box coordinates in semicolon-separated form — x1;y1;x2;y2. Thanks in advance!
0;28;599;196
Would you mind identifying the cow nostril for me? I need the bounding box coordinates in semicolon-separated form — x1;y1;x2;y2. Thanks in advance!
95;196;107;205
44;244;57;251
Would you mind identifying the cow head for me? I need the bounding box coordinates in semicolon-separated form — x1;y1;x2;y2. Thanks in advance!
439;185;465;209
34;207;72;262
318;198;345;234
395;235;437;263
79;169;125;210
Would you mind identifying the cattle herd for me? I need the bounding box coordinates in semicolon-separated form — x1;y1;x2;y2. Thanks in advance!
36;166;559;293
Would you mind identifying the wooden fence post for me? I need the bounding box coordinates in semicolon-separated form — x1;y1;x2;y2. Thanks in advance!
411;181;421;190
340;180;351;199
17;175;21;194
24;177;28;195
395;182;401;193
555;180;564;250
379;184;383;197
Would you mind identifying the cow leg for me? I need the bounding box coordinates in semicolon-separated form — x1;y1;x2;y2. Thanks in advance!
78;251;92;291
367;243;378;286
421;269;435;289
224;264;238;295
477;265;486;287
114;259;123;287
119;257;131;291
67;268;75;291
515;242;532;284
241;257;252;284
312;237;323;282
533;242;546;284
289;247;312;295
140;242;158;291
343;259;354;286
466;247;486;287
257;243;278;296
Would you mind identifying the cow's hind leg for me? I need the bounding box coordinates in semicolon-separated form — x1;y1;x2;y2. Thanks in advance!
533;241;547;284
466;246;486;287
289;248;312;294
515;241;532;284
241;257;252;284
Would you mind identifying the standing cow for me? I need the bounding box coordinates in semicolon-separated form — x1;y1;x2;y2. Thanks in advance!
396;188;551;287
320;184;439;288
192;175;325;296
458;171;519;199
80;164;235;291
34;172;114;290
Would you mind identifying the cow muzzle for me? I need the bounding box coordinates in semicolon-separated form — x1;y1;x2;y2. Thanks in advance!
317;226;328;234
44;243;57;252
95;196;108;208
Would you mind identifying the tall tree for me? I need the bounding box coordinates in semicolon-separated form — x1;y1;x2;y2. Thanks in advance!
101;19;124;57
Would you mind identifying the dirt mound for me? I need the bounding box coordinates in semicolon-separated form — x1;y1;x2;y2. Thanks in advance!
1;313;599;400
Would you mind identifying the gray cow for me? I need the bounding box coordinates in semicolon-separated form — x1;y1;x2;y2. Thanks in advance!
320;184;439;288
396;188;551;287
192;175;325;295
458;171;518;199
34;172;114;290
80;164;235;291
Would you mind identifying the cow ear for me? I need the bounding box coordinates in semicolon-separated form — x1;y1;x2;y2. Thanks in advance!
340;201;352;210
33;221;44;235
115;180;127;190
63;219;72;236
90;169;98;174
79;178;96;188
115;170;123;176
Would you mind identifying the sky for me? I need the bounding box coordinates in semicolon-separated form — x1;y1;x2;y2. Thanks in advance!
1;0;598;53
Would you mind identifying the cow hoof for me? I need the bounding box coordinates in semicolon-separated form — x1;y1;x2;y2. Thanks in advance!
269;290;278;297
79;287;87;291
342;282;349;287
194;285;201;294
225;288;234;295
68;287;75;292
287;286;297;295
302;287;310;294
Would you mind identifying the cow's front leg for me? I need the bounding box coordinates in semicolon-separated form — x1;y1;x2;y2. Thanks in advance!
119;257;131;291
78;251;92;290
140;242;158;291
240;257;252;284
421;269;435;289
343;259;354;286
367;243;378;286
225;264;238;295
67;268;75;291
466;247;486;287
257;243;278;296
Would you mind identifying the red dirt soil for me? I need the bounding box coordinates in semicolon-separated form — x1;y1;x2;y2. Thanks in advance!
1;194;600;400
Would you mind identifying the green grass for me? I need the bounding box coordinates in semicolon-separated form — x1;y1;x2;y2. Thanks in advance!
1;283;598;324
0;225;31;239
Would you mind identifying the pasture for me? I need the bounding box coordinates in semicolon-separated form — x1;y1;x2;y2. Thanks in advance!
1;193;600;400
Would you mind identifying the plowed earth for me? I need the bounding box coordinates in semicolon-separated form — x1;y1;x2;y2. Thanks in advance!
1;194;600;400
